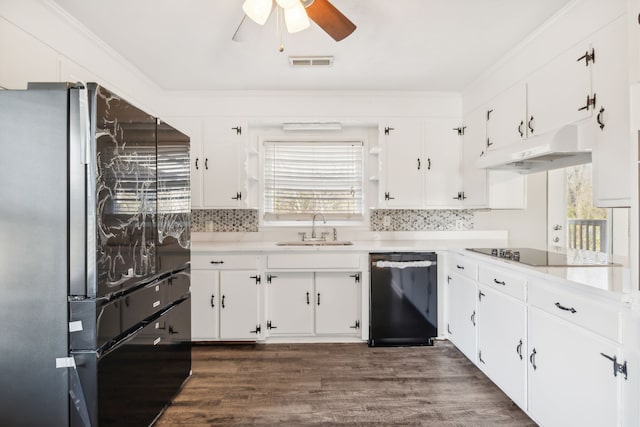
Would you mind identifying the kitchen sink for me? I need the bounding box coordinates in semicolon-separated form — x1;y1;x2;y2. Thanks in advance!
276;240;354;246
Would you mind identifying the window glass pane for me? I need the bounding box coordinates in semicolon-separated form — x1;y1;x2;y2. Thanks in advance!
566;164;608;253
263;141;364;219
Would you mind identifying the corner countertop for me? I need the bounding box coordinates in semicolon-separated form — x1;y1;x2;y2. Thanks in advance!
451;248;632;302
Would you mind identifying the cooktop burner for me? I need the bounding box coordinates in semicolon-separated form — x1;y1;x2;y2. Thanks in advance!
466;247;618;267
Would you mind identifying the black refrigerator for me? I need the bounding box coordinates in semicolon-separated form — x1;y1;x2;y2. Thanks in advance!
0;82;191;427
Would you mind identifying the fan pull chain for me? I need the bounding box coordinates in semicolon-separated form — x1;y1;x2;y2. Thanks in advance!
278;6;285;52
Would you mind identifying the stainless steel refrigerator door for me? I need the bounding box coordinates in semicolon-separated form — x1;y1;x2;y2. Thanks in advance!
91;84;158;298
156;119;190;274
0;86;71;426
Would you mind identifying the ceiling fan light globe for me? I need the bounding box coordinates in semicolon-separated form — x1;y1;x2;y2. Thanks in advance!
242;0;273;25
276;0;301;9
284;2;310;33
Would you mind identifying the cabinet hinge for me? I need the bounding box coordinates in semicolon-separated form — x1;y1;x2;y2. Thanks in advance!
576;48;595;66
250;275;261;285
453;126;466;136
384;192;395;201
350;320;360;329
600;353;628;380
232;126;242;135
266;274;277;284
578;93;597;112
266;320;277;330
231;192;242;200
350;273;361;283
384;126;395;135
250;324;261;334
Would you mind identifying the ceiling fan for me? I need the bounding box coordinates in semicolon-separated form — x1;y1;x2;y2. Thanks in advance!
235;0;356;42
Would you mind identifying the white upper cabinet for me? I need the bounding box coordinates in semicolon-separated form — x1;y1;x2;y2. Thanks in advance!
424;118;462;207
590;17;631;207
202;119;247;208
168;118;204;209
461;107;489;208
382;118;462;208
527;42;593;137
485;83;528;149
383;119;425;208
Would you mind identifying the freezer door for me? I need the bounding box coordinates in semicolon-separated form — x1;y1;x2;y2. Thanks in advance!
0;86;71;426
156;119;191;274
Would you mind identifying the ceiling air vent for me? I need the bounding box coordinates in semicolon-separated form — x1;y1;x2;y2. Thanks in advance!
289;56;334;67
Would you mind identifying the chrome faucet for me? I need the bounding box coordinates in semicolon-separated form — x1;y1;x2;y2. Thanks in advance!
311;212;327;239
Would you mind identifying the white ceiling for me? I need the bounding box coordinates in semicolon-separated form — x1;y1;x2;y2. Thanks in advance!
52;0;573;91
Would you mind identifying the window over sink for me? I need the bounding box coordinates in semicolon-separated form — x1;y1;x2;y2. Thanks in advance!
262;140;365;221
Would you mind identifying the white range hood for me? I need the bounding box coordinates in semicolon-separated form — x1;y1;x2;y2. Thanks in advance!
476;124;593;174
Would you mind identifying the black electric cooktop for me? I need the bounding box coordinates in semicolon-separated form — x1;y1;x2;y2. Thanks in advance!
466;247;618;267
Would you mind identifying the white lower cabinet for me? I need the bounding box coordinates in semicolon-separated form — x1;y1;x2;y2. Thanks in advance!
477;285;527;409
190;269;219;340
265;272;314;335
315;272;361;334
528;307;621;427
219;270;261;340
446;273;477;362
265;271;362;337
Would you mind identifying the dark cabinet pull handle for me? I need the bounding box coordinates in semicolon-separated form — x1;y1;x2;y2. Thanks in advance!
417;158;421;170
456;264;464;270
210;260;224;264
447;324;452;335
221;295;225;308
517;120;524;137
478;291;485;301
479;350;485;364
493;278;506;286
597;107;605;130
205;158;209;170
527;116;535;134
195;158;199;170
516;340;523;360
210;294;215;308
317;293;321;306
470;310;476;326
530;348;537;370
306;292;310;305
555;302;577;313
427;158;431;170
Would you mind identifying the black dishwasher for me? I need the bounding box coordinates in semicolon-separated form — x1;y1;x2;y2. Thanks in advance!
369;252;438;346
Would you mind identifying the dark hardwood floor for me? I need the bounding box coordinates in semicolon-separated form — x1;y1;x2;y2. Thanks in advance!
156;341;536;426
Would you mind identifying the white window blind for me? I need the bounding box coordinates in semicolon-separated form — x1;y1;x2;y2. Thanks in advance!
263;141;364;220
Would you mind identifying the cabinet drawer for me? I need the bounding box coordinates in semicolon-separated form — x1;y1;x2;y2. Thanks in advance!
528;280;621;342
267;254;360;269
191;254;259;270
450;253;478;280
478;265;526;301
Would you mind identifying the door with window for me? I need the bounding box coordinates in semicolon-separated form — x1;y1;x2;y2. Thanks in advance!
547;164;609;253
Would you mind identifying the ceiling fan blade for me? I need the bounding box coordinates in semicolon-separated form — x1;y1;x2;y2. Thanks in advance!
305;0;356;41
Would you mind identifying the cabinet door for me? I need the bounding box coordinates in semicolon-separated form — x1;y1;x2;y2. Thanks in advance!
591;17;631;207
486;83;527;149
477;286;527;409
315;272;361;335
383;120;424;207
219;271;260;340
528;308;621;427
446;274;477;361
190;269;219;340
266;272;314;335
527;43;593;137
424;118;462;207
461;107;488;207
202;119;246;208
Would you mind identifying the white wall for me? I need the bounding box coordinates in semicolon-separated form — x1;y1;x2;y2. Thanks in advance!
474;172;548;249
